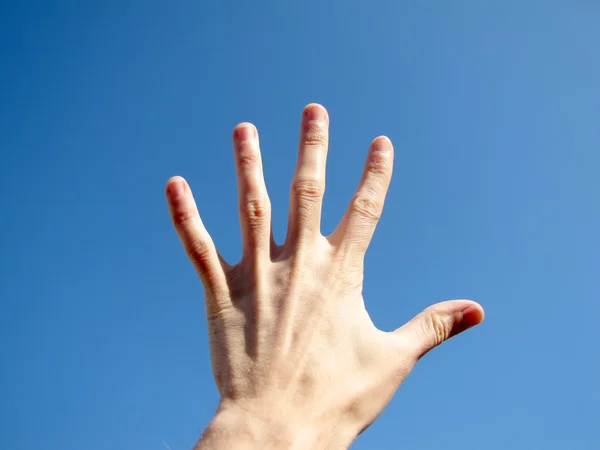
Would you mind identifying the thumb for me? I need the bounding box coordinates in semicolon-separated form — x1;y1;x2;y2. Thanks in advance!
395;300;484;359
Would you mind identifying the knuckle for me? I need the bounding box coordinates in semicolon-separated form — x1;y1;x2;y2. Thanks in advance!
237;144;259;166
368;151;390;176
240;197;270;223
172;209;198;230
350;195;381;221
186;235;213;262
303;132;328;147
302;122;328;147
423;312;452;347
293;177;324;201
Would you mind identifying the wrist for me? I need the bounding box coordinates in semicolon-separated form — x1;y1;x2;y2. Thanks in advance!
195;400;355;450
195;405;292;450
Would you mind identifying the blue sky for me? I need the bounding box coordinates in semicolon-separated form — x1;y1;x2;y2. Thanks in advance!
1;1;599;449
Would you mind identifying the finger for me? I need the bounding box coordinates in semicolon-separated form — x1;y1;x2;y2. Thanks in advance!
286;103;329;245
166;176;228;296
232;123;272;260
394;300;485;360
330;136;393;254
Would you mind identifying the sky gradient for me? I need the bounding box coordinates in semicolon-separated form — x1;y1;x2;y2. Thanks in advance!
1;1;599;449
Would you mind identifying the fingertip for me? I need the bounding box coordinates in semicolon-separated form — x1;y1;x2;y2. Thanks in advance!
460;303;485;329
303;103;328;121
371;136;393;152
166;176;187;200
445;300;484;339
233;122;257;142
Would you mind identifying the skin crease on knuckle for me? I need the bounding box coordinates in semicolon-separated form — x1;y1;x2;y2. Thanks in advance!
237;147;260;166
186;236;212;264
350;195;382;221
421;310;454;349
302;121;328;147
293;177;324;201
302;134;328;150
368;149;391;174
240;197;270;225
172;208;199;231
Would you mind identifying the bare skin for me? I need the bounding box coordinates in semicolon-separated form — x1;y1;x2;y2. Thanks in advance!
165;103;484;449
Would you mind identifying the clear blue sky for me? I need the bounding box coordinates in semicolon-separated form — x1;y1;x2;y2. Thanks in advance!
1;1;598;449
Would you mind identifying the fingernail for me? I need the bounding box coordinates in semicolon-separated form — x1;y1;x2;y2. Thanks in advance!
167;177;185;199
372;136;393;152
460;305;484;328
235;125;255;142
304;104;327;121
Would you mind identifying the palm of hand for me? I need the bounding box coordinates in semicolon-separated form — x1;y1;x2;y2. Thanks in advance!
166;104;483;447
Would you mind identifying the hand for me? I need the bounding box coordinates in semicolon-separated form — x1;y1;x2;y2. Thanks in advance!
166;103;484;449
